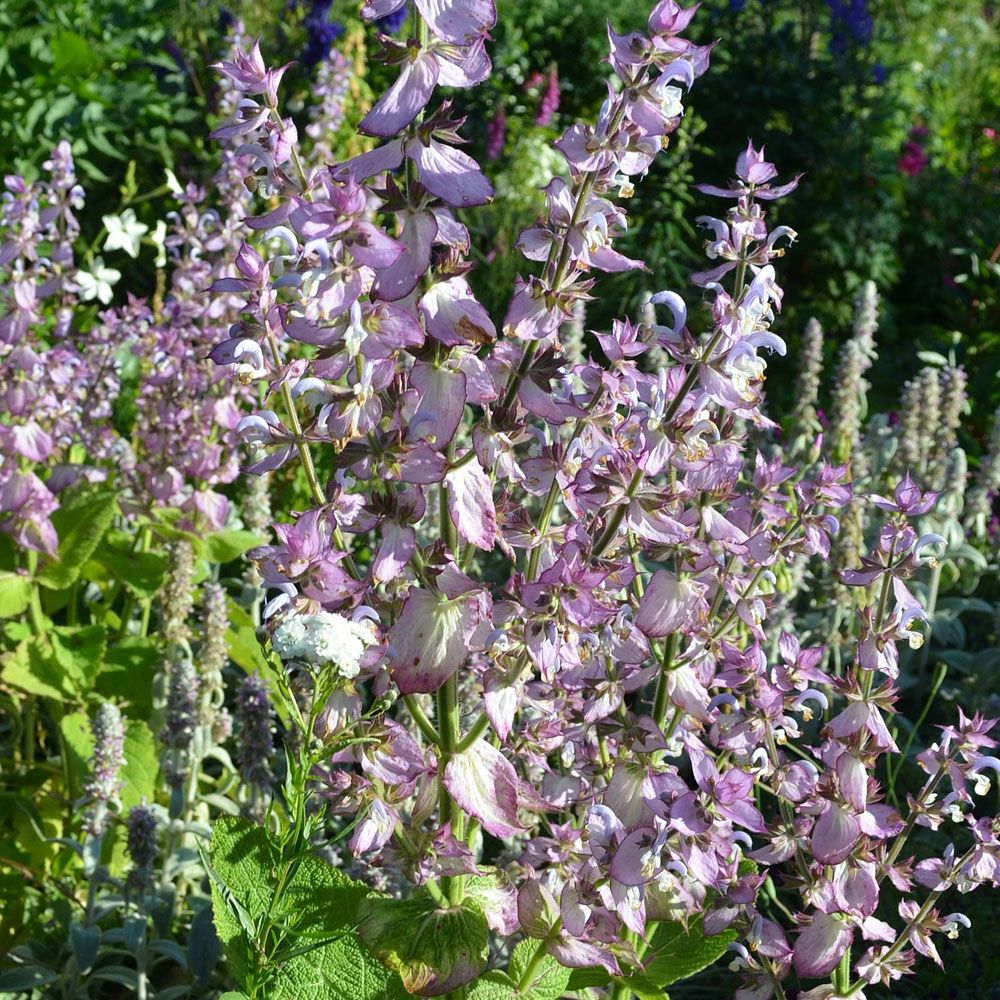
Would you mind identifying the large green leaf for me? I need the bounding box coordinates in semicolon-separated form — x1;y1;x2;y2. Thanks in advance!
37;489;119;591
357;891;490;997
466;973;517;1000
2;637;75;700
52;625;106;691
119;720;159;811
509;939;570;1000
203;529;263;565
209;816;405;1000
0;572;32;618
566;915;734;997
97;637;159;711
638;916;736;988
92;533;168;598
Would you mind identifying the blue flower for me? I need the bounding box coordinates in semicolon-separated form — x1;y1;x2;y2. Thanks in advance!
303;0;346;68
827;0;873;55
376;8;409;34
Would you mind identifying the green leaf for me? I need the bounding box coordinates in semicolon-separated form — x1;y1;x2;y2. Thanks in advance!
636;916;736;990
466;972;517;1000
0;966;59;990
119;720;159;811
209;816;405;1000
203;529;263;565
60;710;93;773
50;30;98;76
52;625;107;690
0;571;31;618
37;489;119;590
97;637;159;711
189;903;221;985
509;939;569;1000
1;637;75;700
566;916;733;997
357;891;490;996
93;534;168;598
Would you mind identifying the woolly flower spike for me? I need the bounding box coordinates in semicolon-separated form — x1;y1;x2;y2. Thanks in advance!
233;673;275;788
272;611;378;679
126;802;159;888
161;657;199;788
162;540;196;647
83;703;126;836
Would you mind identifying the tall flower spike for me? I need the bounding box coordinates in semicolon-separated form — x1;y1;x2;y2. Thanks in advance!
792;317;824;431
83;703;126;837
965;408;1000;539
126;802;159;889
160;657;199;789
233;673;275;790
162;540;195;648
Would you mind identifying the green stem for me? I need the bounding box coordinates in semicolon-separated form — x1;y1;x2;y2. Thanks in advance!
915;559;942;677
404;695;440;744
651;632;679;728
860;537;897;698
516;936;554;991
455;713;490;753
886;661;946;801
436;675;465;904
834;944;851;994
591;319;738;559
525;389;604;581
843;845;976;995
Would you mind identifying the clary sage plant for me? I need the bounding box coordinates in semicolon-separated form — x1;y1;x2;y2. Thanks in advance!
2;2;998;1000
196;2;1000;999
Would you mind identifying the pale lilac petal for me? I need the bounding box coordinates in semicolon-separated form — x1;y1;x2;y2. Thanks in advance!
435;35;491;87
407;137;494;207
635;570;707;638
410;363;467;449
10;423;53;462
372;210;437;301
414;0;496;43
483;672;519;741
837;753;868;812
360;52;439;137
419;276;496;346
373;523;416;583
548;936;620;976
388;588;486;694
446;455;498;551
444;740;525;837
361;0;405;17
811;803;860;865
346;220;404;269
792;912;852;979
332;139;405;184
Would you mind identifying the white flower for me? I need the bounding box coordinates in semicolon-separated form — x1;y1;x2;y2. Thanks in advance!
76;258;121;305
151;220;168;268
102;208;149;259
272;612;378;679
164;167;184;195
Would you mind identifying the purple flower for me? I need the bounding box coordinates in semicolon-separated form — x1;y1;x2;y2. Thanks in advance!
233;673;275;788
535;66;560;126
83;703;126;836
126;802;159;886
486;103;506;160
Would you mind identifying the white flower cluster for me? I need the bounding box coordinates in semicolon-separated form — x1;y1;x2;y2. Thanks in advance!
271;612;377;679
